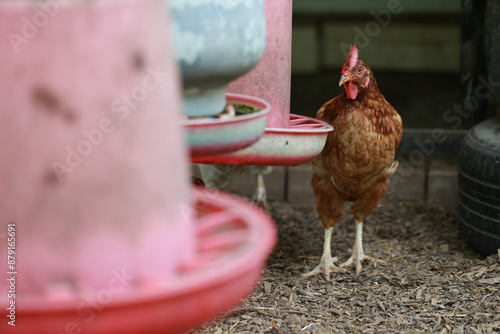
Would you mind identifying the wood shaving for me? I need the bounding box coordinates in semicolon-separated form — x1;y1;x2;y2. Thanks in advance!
193;196;500;334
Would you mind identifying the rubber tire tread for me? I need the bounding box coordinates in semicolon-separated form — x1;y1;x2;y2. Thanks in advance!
458;116;500;255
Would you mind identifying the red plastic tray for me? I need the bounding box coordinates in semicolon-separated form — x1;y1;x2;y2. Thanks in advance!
192;114;333;166
1;188;277;334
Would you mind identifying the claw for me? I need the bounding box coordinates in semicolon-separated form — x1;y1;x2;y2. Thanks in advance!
339;254;385;276
339;220;385;275
303;227;347;280
303;255;346;280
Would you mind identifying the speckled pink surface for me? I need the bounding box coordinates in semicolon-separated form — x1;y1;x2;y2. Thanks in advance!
227;0;292;129
0;0;194;300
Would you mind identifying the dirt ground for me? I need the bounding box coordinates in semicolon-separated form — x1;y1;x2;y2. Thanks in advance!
193;196;500;334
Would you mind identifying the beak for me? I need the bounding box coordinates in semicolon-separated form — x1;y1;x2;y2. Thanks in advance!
339;73;354;86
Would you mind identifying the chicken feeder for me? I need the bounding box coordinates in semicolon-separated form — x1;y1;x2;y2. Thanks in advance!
193;114;333;166
170;0;266;118
191;0;333;166
171;0;273;157
1;188;276;334
0;1;276;333
184;93;271;158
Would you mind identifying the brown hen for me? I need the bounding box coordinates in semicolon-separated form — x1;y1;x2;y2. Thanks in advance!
304;45;403;279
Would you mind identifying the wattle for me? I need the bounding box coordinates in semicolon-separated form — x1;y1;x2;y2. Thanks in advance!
344;82;358;100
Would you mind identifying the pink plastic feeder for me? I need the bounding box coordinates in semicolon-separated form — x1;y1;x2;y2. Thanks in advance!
0;0;194;297
215;0;333;166
0;2;277;333
0;188;276;334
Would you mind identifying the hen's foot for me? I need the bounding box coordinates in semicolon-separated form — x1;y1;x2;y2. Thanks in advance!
303;254;346;280
303;227;347;280
338;219;385;275
251;191;268;209
339;252;385;276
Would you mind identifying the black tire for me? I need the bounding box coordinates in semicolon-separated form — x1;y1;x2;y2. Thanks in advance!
458;116;500;255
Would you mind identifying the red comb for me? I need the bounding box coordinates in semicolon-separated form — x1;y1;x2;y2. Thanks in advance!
342;44;358;73
348;44;358;66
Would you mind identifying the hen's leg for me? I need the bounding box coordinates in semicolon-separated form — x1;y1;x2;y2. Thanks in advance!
303;226;345;280
252;172;268;208
343;181;390;275
339;220;384;275
304;174;346;280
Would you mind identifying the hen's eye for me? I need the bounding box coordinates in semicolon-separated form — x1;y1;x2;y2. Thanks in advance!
356;68;362;73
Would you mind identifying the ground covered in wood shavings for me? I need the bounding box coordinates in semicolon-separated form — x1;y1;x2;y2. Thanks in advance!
193;197;500;334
